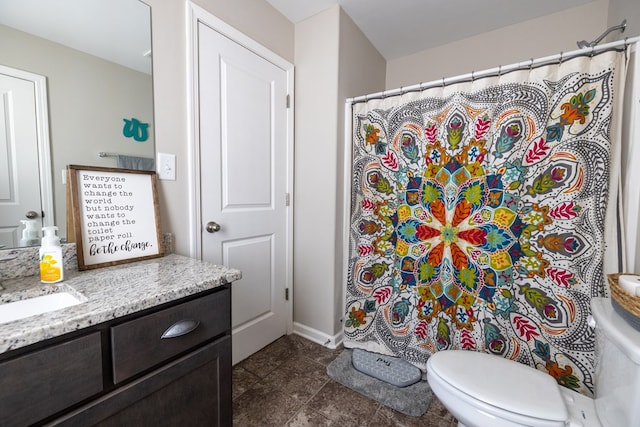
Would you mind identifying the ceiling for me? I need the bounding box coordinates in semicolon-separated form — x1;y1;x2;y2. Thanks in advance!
266;0;597;60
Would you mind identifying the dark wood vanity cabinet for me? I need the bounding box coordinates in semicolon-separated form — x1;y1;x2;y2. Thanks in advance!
0;285;231;427
96;337;230;426
0;332;103;426
57;336;231;427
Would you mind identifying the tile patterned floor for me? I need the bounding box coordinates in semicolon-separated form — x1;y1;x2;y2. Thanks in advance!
232;334;457;426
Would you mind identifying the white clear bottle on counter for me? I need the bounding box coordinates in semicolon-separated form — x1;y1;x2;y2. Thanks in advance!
40;226;64;283
19;219;40;247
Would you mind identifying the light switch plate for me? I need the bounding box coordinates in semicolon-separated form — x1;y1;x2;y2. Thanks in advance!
157;152;176;180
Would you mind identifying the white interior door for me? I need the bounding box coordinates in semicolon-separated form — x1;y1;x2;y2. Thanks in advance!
0;66;52;248
196;19;292;364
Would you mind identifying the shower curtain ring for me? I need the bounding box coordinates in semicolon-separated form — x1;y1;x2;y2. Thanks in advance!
590;46;595;57
471;71;475;82
559;51;563;64
498;65;502;77
624;37;629;61
529;58;534;70
441;77;445;88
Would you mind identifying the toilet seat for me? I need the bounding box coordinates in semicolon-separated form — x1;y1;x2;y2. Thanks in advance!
427;350;568;426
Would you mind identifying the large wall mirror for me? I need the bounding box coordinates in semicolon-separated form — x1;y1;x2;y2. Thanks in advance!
0;0;154;248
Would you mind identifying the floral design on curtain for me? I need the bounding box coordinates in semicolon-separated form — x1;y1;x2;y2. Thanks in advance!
345;51;626;396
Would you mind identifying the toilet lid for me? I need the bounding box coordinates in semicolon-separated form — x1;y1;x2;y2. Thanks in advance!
428;350;568;422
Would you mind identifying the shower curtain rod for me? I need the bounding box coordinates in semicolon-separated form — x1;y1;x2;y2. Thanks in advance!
347;35;640;105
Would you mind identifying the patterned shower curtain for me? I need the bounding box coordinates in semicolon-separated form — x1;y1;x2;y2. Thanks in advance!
344;50;627;396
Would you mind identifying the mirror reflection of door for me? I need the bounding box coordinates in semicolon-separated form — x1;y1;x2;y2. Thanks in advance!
0;65;53;248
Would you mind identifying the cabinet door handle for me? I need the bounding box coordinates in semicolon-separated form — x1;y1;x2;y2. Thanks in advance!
161;319;200;339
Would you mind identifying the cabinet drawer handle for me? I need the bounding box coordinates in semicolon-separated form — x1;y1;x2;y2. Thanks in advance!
161;319;201;339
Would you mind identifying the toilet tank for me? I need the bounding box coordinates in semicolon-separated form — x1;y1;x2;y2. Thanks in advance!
591;297;640;426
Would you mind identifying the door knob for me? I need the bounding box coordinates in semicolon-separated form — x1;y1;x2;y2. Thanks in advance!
25;211;38;219
206;221;221;233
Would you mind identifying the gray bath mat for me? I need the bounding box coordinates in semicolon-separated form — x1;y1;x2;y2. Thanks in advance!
326;349;432;417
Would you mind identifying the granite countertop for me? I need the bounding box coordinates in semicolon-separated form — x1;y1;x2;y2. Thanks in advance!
0;254;241;354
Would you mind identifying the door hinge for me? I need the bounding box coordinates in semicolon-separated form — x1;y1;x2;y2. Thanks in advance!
285;192;290;206
286;94;291;108
285;288;289;301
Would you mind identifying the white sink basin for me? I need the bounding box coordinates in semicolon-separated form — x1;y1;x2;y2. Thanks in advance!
0;292;83;324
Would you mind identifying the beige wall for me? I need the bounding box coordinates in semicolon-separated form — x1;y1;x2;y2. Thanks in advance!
0;24;153;239
608;0;640;40
386;0;610;89
144;0;190;256
193;0;294;62
294;6;341;338
293;5;386;341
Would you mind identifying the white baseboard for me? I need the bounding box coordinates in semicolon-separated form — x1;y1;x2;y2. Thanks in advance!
292;322;343;349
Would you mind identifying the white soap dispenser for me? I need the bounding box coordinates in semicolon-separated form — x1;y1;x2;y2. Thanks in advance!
40;226;64;284
19;219;41;247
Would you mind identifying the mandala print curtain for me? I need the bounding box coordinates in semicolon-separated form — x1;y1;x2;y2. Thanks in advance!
345;50;627;396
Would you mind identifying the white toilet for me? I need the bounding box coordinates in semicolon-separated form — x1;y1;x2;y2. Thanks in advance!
426;297;640;427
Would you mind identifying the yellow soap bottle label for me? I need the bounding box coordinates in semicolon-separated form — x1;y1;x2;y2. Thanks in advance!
40;253;62;283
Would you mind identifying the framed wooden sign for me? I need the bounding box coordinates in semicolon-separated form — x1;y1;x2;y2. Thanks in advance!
67;165;164;270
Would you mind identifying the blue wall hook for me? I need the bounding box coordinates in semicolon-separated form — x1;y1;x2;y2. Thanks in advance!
123;117;149;142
